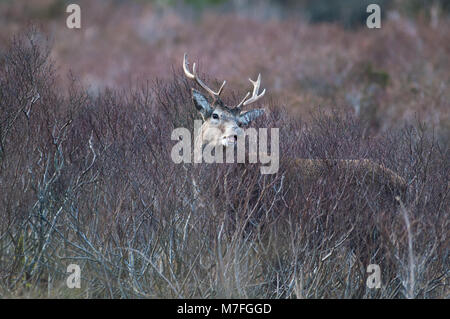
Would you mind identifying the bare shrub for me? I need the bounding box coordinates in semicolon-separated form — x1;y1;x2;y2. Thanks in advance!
0;29;447;299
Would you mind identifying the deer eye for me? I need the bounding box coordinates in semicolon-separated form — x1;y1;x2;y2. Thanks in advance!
212;113;219;120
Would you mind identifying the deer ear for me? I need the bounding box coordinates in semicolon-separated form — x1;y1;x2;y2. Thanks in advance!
192;89;213;119
239;109;265;125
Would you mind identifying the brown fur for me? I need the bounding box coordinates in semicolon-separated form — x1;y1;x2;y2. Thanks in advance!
287;158;407;196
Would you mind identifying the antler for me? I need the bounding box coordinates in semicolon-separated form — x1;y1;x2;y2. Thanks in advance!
183;53;226;99
235;74;266;109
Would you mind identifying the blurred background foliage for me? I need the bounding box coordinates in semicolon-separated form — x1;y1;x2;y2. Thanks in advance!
0;0;448;143
3;0;450;25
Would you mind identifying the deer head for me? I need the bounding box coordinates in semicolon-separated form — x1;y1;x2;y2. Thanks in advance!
183;53;265;149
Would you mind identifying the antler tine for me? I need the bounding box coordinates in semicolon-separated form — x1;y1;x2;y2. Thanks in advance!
243;73;266;106
235;91;251;109
235;73;266;109
183;53;226;98
183;53;196;79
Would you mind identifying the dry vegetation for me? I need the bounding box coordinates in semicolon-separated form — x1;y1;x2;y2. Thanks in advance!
0;1;448;298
